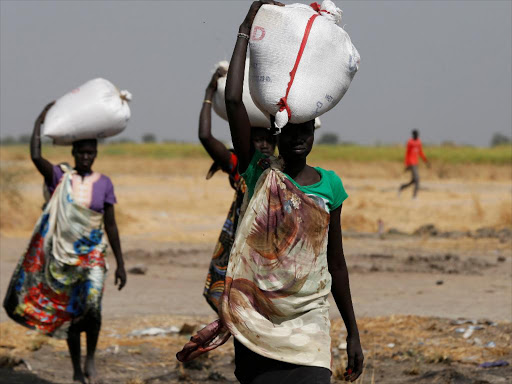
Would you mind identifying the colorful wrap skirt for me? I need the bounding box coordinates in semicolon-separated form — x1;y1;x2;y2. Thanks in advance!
203;179;246;312
3;170;108;338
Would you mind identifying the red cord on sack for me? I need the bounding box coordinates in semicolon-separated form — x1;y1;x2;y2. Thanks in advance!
277;13;319;119
277;3;331;120
310;2;331;15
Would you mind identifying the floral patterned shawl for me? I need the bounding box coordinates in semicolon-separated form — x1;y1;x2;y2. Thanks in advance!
3;167;108;338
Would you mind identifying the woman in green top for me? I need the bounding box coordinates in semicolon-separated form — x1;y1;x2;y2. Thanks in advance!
224;1;363;383
178;2;363;383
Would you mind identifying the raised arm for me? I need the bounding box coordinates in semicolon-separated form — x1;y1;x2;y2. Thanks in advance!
104;204;126;291
327;205;364;382
225;1;283;173
30;102;55;184
198;67;232;168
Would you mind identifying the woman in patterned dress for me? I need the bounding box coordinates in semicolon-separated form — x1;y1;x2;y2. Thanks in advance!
3;102;126;384
199;68;276;312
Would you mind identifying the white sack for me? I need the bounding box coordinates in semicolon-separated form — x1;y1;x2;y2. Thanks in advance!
43;78;132;144
212;60;271;128
249;0;360;129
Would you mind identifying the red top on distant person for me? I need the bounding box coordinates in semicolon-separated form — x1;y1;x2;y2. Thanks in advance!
404;138;427;166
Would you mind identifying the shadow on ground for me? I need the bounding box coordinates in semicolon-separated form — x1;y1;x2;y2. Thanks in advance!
0;368;56;384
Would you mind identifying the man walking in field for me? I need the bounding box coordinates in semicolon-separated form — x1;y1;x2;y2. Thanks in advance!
399;129;429;198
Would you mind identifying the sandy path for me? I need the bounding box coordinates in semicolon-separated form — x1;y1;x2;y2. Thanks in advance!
2;235;510;324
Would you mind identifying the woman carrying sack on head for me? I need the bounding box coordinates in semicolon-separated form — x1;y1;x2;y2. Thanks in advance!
3;102;127;384
199;67;277;313
178;2;364;383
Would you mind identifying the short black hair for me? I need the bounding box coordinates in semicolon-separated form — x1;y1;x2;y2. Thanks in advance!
72;138;98;150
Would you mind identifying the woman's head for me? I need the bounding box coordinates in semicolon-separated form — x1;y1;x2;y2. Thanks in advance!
272;118;315;161
71;139;97;172
251;127;277;156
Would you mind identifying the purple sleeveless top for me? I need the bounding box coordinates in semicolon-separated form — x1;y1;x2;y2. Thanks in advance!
46;165;116;214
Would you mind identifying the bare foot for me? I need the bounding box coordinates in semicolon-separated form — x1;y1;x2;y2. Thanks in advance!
86;377;102;384
73;371;86;384
84;358;102;384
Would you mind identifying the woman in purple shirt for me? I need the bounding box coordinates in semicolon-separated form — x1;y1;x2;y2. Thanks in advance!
4;102;126;384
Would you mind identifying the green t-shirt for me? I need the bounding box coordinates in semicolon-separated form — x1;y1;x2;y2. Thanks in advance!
242;151;348;212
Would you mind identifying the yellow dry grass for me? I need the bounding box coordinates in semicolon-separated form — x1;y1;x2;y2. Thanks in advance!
1;149;511;241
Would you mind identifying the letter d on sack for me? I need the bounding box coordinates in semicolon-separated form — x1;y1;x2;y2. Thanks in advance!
252;26;265;41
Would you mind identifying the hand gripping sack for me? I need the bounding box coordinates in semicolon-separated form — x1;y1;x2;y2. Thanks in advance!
212;60;271;128
249;1;360;129
43;78;132;144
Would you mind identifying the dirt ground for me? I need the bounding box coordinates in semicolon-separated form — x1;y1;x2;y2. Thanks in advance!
1;154;511;383
1;233;511;384
0;313;511;384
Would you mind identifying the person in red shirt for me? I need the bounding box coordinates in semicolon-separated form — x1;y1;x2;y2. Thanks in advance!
399;130;429;198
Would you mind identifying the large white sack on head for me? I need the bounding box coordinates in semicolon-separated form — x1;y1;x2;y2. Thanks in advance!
43;78;132;144
212;59;271;128
249;0;360;129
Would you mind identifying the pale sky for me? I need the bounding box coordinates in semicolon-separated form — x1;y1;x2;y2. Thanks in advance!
1;0;511;146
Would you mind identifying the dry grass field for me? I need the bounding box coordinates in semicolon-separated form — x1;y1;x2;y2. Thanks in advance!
1;143;510;240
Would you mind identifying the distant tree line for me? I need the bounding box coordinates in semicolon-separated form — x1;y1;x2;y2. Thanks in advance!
141;133;156;143
1;132;510;147
317;133;339;145
0;134;33;145
490;133;511;147
0;134;156;145
316;132;356;146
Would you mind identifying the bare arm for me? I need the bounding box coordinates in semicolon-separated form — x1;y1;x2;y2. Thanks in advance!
30;102;55;183
198;68;232;169
225;25;253;173
419;142;429;166
104;204;126;290
225;0;283;173
327;205;364;382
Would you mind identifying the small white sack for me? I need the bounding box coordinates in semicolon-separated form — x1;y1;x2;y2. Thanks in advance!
213;60;271;128
43;78;132;144
249;0;360;129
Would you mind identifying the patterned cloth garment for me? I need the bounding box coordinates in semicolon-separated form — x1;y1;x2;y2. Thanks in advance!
220;157;333;369
3;168;110;338
178;152;348;371
46;165;116;213
204;152;246;312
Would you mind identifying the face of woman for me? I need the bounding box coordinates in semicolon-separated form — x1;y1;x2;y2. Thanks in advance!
276;120;315;160
251;127;277;156
72;141;97;172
